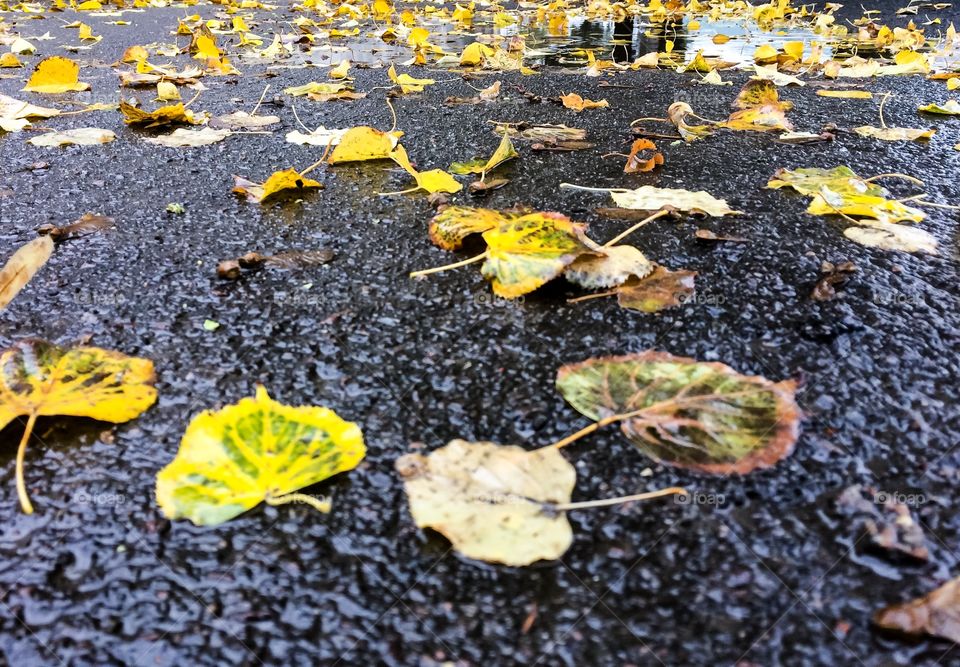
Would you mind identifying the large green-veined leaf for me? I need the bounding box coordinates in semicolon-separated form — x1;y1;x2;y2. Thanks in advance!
556;352;800;474
156;386;365;525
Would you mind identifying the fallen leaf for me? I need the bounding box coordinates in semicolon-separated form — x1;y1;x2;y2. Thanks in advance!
874;576;960;642
560;92;609;112
37;213;113;240
919;100;960;114
156;386;365;526
721;79;793;132
428;206;509;250
0;94;59;121
565;245;654;289
481;214;594;297
495;122;587;142
233;168;323;203
853;126;935;141
843;221;938;254
285;126;348;146
22;56;90;94
811;260;857;301
209;111;280;130
0;53;22;69
143;127;231;147
624;139;663;173
389;145;463;194
156;81;180;101
666;102;714;141
817;89;873;99
396;439;575;566
809;188;925;224
0;339;156;513
449;132;518;176
615;266;697;313
387;64;435;93
556;352;800;474
328;126;401;164
0;236;54;310
119;101;203;129
28;127;115;147
573;185;740;217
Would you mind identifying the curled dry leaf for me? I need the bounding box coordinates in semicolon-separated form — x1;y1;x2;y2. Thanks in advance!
387;64;435;93
450;132;518;176
695;229;748;242
624;139;663;173
156;386;365;526
560;92;609;112
873;576;960;642
495;122;586;143
811;260;856;301
286;126;348;146
556;352;801;474
0;339;156;513
232;168;323;203
428;206;508;250
396;439;575;566
469;178;510;195
0;94;59;121
0;236;54;310
218;249;334;279
667;102;714;141
28;127;115;147
37;213;114;241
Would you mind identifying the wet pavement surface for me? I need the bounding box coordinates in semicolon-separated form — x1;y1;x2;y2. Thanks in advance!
2;2;960;665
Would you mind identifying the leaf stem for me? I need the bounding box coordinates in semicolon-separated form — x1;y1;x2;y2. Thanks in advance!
559;183;629;194
629;116;668;126
551;486;687;511
863;173;925;185
878;91;890;129
266;492;331;513
544;407;650;449
604;209;670;246
16;413;37;515
409;252;487;279
567;290;617;304
250;84;270;116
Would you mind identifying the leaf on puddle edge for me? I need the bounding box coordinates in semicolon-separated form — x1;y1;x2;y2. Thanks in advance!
156;386;365;526
449;132;518;176
556;352;801;474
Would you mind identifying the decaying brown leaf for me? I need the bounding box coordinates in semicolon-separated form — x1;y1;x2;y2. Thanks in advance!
874;577;960;642
37;213;114;241
217;250;334;279
616;266;697;313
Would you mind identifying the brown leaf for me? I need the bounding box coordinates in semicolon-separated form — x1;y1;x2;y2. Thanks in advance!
874;577;960;642
531;140;596;152
218;249;334;278
694;229;748;243
624;139;663;173
616;266;696;313
811;260;856;302
0;235;54;309
468;178;510;195
37;213;114;241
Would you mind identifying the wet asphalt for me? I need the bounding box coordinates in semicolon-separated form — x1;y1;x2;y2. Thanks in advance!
1;2;960;665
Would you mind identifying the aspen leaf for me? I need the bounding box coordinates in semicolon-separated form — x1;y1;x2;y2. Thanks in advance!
328;126;401;164
387;64;435;93
396;439;575;566
389;145;462;194
0;339;156;513
0;236;54;310
565;245;654;289
568;185;741;217
22;56;90;94
615;266;696;313
232;168;323;203
156;386;365;526
556;352;801;474
143;127;230;147
428;206;509;250
480;214;594;297
119;101;203;129
449;133;518;176
919;99;960;114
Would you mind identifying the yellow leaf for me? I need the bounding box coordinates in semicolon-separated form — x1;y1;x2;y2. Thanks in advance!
754;44;778;62
919;99;960;114
283;81;349;97
948;78;960;91
816;89;873;99
77;23;100;41
481;214;594;297
783;41;804;60
119;102;202;129
232;168;323;203
852;125;935;141
428;206;509;250
156;81;181;101
808;188;926;224
121;45;149;63
387;64;434;93
559;92;609;112
0;339;156;513
193;34;221;60
460;41;495;66
388;145;462;194
22;56;90;94
0;53;21;68
329;59;351;80
712;34;731;44
156;386;365;526
450;132;518;175
328;126;400;164
0;236;53;310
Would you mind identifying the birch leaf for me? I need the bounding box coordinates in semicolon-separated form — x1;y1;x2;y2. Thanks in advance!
565;245;654;289
156;386;365;526
556;352;801;474
22;56;90;94
233;168;323;203
396;439;575;566
604;186;741;217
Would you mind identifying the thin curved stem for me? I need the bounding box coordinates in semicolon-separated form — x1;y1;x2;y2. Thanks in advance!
544;407;650;449
604;209;670;246
864;172;925;185
16;413;37;515
250;84;270;116
878;91;891;129
630;116;668;126
567;290;617;304
409;252;487;279
266;492;331;513
552;486;687;511
559;183;628;194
